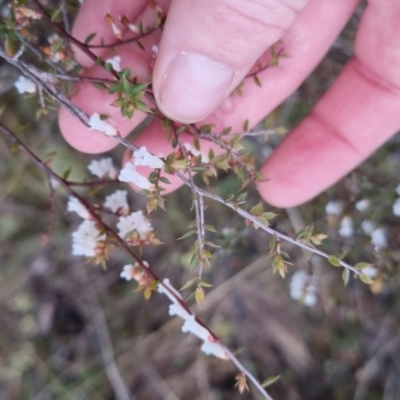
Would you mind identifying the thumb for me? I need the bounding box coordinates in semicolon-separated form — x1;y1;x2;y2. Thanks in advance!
152;0;309;123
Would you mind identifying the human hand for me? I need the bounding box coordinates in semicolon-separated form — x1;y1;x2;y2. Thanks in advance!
59;0;400;208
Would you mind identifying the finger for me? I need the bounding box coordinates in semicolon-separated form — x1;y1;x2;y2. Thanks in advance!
152;0;311;123
71;0;149;67
123;0;357;193
59;43;151;153
258;0;400;207
59;4;166;153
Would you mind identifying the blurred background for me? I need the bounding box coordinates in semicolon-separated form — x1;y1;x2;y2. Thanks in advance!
1;2;400;399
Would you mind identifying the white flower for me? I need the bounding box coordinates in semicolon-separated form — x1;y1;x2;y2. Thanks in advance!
201;340;229;360
133;146;164;169
88;113;117;137
181;315;211;341
355;199;370;212
325;200;343;216
87;158;118;179
361;220;376;235
361;265;378;279
371;228;387;249
120;262;148;283
67;197;90;219
339;216;354;237
393;198;400;217
14;76;36;94
72;220;105;257
157;279;183;302
396;184;400;196
117;211;153;240
169;303;191;320
183;143;209;163
104;190;129;214
105;55;121;72
118;162;152;189
289;270;318;307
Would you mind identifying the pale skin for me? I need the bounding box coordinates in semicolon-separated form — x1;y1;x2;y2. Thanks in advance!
58;0;400;208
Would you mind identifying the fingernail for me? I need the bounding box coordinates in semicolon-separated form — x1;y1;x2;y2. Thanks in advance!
159;52;233;123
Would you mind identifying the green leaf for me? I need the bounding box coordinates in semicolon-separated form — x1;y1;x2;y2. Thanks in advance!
135;100;151;113
50;7;62;22
360;274;373;285
221;126;232;135
250;202;263;216
177;230;196;240
328;255;341;267
204;241;220;249
355;262;373;270
253;74;261;88
268;236;276;253
261;375;280;388
159;176;171;184
236;192;247;203
242;119;249;132
204;224;217;233
195;286;205;307
93;82;107;90
84;32;96;45
180;277;197;291
62;167;72;180
342;269;350;286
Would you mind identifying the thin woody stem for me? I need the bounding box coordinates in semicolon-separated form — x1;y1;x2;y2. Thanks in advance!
0;122;274;400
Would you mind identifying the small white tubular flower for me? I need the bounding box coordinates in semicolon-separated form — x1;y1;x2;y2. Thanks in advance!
104;190;129;214
105;55;121;72
117;211;153;240
67;197;90;219
201;340;229;360
157;279;183;302
181;315;211;341
120;262;148;283
361;265;378;279
355;199;370;212
118;162;152;190
14;76;36;94
325;200;344;216
393;198;400;217
87;157;118;179
169;303;191;320
361;220;376;235
371;228;387;249
88;113;117;137
183;143;209;163
339;216;354;237
289;270;318;307
133;146;164;169
72;220;105;257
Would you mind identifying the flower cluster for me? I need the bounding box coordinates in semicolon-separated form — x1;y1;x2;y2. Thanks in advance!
393;184;400;217
88;113;117;137
72;220;105;257
289;270;318;307
117;210;153;244
105;56;122;72
121;269;228;359
118;146;164;189
326;199;387;249
158;279;229;359
88;157;118;179
14;76;36;94
120;262;149;284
